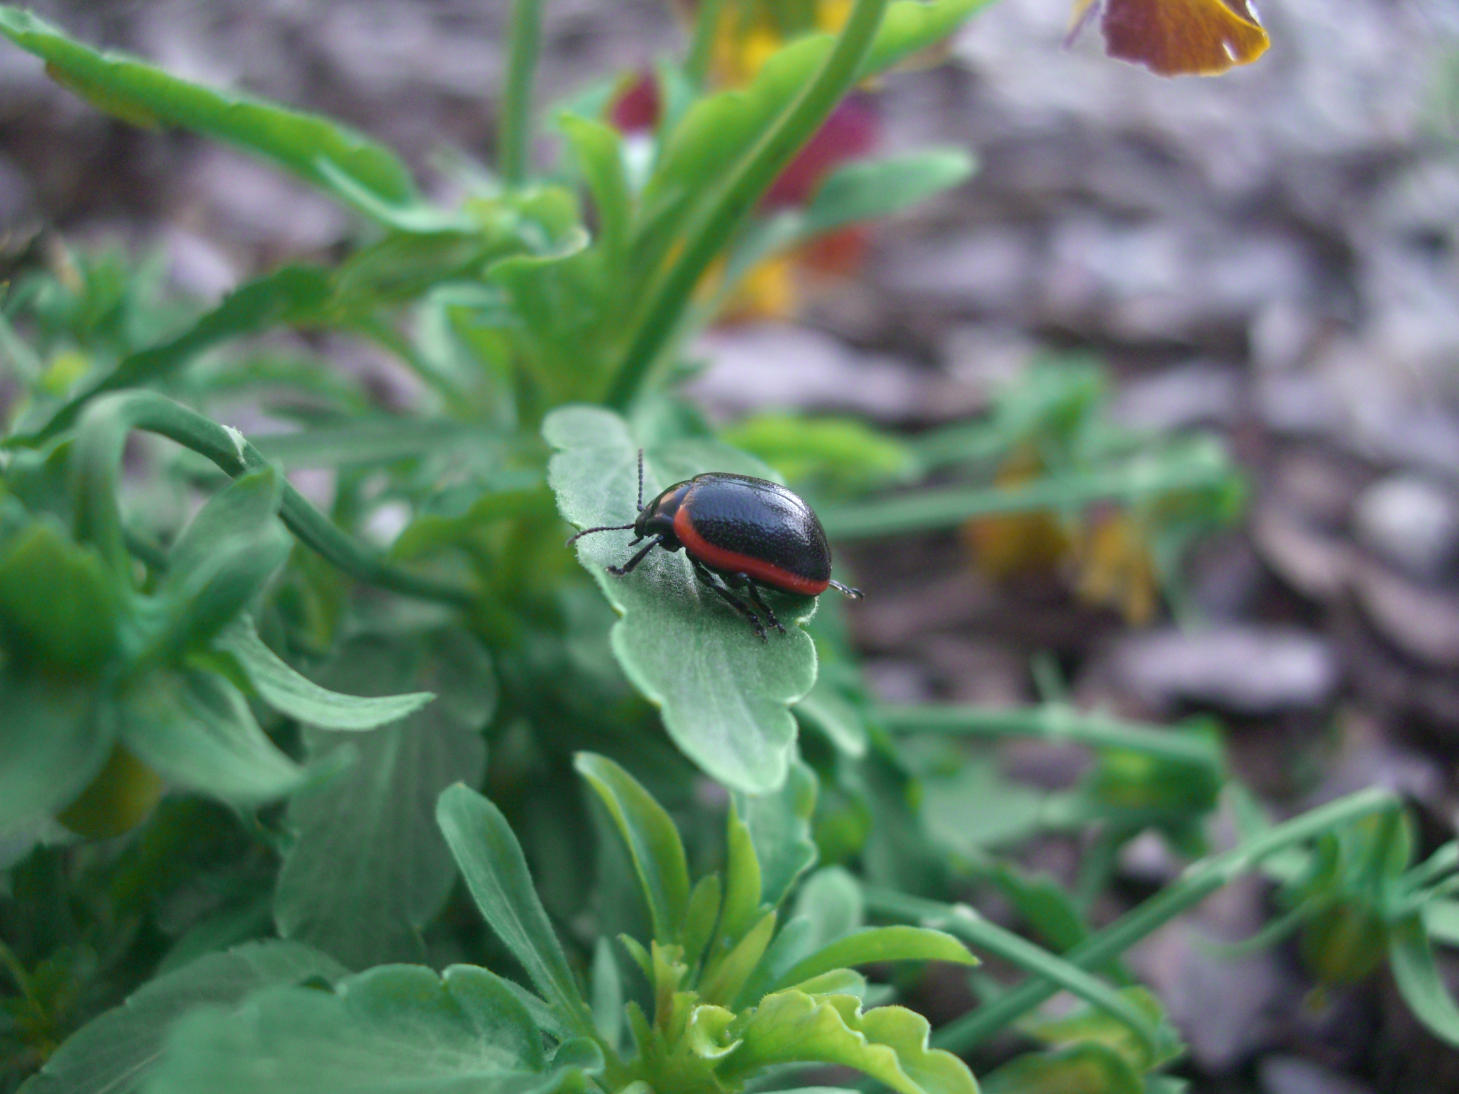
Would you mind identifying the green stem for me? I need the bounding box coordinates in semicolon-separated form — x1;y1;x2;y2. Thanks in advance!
684;0;726;85
72;392;475;608
876;705;1221;770
819;440;1232;539
603;0;890;409
863;889;1164;1058
499;0;543;185
933;787;1400;1053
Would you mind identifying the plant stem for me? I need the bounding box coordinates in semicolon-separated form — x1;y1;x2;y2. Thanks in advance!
72;392;475;607
863;888;1164;1058
876;704;1221;770
603;0;890;409
819;439;1233;539
684;0;725;85
932;787;1400;1053
499;0;543;185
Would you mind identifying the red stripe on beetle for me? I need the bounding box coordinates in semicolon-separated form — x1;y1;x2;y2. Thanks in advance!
674;506;830;596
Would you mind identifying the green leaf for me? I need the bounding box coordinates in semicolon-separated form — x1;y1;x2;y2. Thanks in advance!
119;669;302;805
557;113;631;270
982;1043;1141;1094
274;631;490;968
1390;914;1459;1049
722;991;978;1094
737;759;819;909
20;941;347;1094
699;910;778;1008
804;149;975;236
1023;986;1182;1072
545;406;817;793
154;468;290;656
0;669;112;829
436;784;596;1036
718;805;764;953
0;519;120;672
684;874;724;969
860;0;999;75
575;753;691;945
774;927;977;991
0;8;417;208
144;964;601;1094
795;677;868;758
218;619;434;731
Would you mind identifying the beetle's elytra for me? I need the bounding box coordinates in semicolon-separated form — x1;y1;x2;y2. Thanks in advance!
566;451;862;640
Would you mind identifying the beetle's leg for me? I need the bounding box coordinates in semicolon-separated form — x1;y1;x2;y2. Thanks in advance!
829;579;864;600
609;536;664;576
690;559;767;641
742;581;786;635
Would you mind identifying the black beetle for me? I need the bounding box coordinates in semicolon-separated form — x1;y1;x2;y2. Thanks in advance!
567;451;862;640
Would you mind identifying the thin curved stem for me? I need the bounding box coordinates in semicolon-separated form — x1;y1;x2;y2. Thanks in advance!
603;0;890;409
499;0;543;184
72;391;476;608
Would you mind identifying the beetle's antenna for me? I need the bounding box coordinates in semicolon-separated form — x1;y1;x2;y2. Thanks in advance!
565;522;636;546
635;449;645;510
829;579;864;600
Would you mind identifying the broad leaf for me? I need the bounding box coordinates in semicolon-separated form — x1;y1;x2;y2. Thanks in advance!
0;8;416;208
982;1043;1140;1094
0;520;120;672
557;113;631;270
119;669;302;805
575;753;690;945
274;631;490;968
144;964;602;1094
719;991;978;1094
219;619;434;731
736;760;820;909
20;941;347;1094
546;406;817;793
436;784;596;1037
0;670;111;829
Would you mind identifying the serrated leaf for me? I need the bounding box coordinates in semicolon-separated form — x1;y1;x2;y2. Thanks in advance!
803;149;975;236
575;753;691;945
119;669;302;805
1023;986;1180;1072
722;991;978;1094
20;941;347;1094
737;759;819;908
545;406;817;793
274;631;489;968
218;619;433;731
0;669;112;829
0;8;416;208
774;926;977;992
981;1043;1140;1094
144;964;601;1094
0;520;120;672
436;784;596;1037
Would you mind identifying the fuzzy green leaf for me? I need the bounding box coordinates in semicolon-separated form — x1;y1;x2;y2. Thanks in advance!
274;632;490;968
545;406;817;793
723;991;978;1094
737;759;820;908
436;784;596;1037
20;941;347;1094
0;669;112;829
575;752;691;944
0;520;120;672
219;619;434;731
144;964;601;1094
0;7;416;209
119;669;302;805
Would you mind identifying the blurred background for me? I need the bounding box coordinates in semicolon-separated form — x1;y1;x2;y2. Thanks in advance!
3;1;1459;1090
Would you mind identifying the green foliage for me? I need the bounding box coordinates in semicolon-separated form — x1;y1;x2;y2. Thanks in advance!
0;3;1448;1093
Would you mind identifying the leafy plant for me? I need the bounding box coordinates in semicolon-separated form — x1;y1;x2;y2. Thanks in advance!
1;2;1452;1093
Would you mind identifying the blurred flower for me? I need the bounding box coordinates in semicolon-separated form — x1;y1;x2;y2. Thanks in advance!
1067;0;1270;76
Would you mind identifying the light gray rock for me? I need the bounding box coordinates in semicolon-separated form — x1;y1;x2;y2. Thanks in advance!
1260;1055;1374;1094
1353;475;1459;580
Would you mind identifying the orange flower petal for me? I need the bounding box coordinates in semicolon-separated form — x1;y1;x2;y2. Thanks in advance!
1099;0;1269;76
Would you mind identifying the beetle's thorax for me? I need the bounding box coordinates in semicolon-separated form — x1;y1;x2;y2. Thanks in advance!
633;480;692;545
